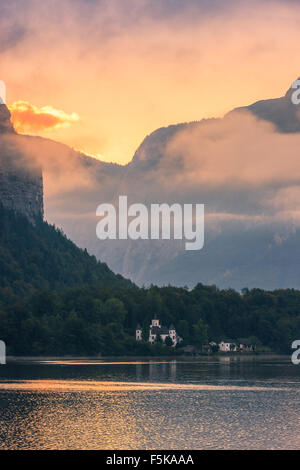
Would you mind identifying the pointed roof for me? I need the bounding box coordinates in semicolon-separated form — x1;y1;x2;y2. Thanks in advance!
151;326;169;335
136;324;142;330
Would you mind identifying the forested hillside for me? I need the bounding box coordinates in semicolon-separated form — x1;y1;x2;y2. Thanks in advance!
0;205;299;356
0;204;131;306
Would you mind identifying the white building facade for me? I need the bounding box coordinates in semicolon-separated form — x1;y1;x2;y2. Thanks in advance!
219;340;237;352
218;338;255;352
136;318;182;347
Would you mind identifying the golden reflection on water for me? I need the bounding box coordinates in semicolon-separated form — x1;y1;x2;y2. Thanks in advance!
37;360;214;366
0;379;284;392
0;381;297;450
0;358;299;450
0;388;150;450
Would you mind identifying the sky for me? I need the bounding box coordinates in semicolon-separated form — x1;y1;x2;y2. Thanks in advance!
1;0;300;164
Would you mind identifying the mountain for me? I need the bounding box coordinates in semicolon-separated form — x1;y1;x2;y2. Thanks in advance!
44;79;300;290
1;97;300;356
0;104;43;222
232;78;300;133
2;85;300;358
2;81;300;290
0;203;132;307
0;105;132;305
0;104;15;134
1;194;300;357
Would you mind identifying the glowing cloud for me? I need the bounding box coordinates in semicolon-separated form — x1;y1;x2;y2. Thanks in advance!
2;0;300;163
9;101;79;133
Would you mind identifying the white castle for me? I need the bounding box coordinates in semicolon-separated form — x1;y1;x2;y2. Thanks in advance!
136;318;182;347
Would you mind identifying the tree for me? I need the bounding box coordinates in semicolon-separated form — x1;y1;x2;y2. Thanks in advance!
155;333;162;343
177;319;189;341
142;322;149;341
192;319;208;349
210;343;219;353
165;335;173;347
103;298;127;325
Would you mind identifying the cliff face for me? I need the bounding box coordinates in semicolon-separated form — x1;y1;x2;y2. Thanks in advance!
0;104;43;222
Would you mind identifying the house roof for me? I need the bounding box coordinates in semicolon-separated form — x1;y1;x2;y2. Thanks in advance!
238;338;253;345
136;324;142;330
150;326;160;334
150;326;169;335
161;327;170;334
169;324;176;330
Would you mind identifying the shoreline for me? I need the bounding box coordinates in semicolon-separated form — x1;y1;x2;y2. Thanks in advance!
4;353;289;362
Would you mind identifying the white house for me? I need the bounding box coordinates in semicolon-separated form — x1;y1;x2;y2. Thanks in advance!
218;338;255;352
238;338;255;352
136;318;182;347
219;339;237;352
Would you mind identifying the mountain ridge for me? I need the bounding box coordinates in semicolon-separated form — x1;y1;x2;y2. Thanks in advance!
0;104;44;222
2;80;300;290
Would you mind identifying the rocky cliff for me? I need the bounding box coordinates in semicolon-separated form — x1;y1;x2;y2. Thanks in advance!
0;104;43;222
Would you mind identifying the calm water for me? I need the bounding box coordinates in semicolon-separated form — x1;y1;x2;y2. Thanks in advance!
0;356;299;450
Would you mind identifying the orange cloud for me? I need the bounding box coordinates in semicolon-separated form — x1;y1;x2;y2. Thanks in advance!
2;1;300;163
8;101;79;133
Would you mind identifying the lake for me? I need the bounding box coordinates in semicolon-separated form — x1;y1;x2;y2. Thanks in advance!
0;356;299;450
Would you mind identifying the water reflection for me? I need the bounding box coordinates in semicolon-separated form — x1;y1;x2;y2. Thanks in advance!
0;379;284;392
0;357;299;450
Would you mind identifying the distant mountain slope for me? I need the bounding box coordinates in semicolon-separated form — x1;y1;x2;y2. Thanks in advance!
0;204;132;306
0;104;44;222
231;79;300;133
64;79;300;290
3;80;300;290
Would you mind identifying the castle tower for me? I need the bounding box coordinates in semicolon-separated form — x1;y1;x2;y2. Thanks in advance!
136;324;142;341
151;318;160;328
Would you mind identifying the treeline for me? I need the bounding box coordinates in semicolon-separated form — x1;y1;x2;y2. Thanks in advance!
2;281;300;356
0;204;132;306
0;205;300;356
